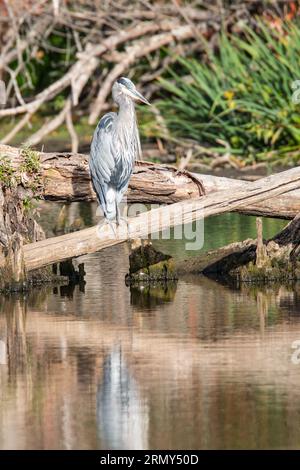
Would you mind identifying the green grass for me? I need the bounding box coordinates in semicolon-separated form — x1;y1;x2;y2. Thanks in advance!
0;156;16;188
21;145;41;173
0;145;43;209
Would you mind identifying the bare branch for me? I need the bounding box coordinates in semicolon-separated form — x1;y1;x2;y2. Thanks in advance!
65;107;79;153
89;24;196;124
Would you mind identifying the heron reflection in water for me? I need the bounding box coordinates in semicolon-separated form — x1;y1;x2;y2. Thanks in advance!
96;345;149;450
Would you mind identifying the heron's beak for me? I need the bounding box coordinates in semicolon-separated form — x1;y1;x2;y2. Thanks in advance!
131;88;151;105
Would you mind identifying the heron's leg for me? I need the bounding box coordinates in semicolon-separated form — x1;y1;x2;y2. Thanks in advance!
107;219;117;237
116;203;130;237
116;203;128;227
116;202;120;226
118;216;130;236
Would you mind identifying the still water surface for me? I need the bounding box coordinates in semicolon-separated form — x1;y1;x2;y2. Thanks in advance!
0;212;300;449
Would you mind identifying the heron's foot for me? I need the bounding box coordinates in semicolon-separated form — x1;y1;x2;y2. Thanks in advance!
116;215;129;226
96;219;117;238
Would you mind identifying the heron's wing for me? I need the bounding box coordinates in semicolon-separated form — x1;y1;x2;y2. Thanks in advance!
89;112;117;216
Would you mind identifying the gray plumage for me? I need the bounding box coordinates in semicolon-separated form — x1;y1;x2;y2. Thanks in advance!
90;77;150;224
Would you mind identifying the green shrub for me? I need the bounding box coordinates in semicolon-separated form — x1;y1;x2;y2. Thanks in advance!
153;20;300;165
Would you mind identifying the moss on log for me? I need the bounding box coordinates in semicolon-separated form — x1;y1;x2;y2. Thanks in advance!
0;146;81;291
0;185;40;291
126;241;177;284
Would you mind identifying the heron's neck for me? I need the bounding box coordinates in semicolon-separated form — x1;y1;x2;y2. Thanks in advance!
116;98;136;127
115;98;141;160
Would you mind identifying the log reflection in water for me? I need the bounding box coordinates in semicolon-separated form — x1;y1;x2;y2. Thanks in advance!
2;298;28;377
130;282;177;310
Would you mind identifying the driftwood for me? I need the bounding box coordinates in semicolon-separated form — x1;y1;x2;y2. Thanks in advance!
128;213;300;284
21;165;300;272
176;214;300;280
1;144;300;219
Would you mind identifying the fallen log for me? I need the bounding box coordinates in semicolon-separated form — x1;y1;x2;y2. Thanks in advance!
176;239;257;276
0;184;46;290
23;166;300;271
128;213;300;284
180;214;300;280
1;144;300;219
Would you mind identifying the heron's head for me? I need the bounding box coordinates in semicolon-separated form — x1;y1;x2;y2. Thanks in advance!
112;77;150;106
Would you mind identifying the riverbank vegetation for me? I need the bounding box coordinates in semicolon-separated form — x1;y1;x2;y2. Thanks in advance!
1;1;300;169
153;21;300;167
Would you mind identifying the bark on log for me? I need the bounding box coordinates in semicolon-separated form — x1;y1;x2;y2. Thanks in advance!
0;185;45;290
175;239;257;276
1;144;300;219
176;214;300;278
22;166;300;272
133;213;300;282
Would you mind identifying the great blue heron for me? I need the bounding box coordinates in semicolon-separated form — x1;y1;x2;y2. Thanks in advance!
90;77;150;231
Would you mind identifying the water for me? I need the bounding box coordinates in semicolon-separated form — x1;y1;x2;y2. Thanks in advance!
0;211;300;450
